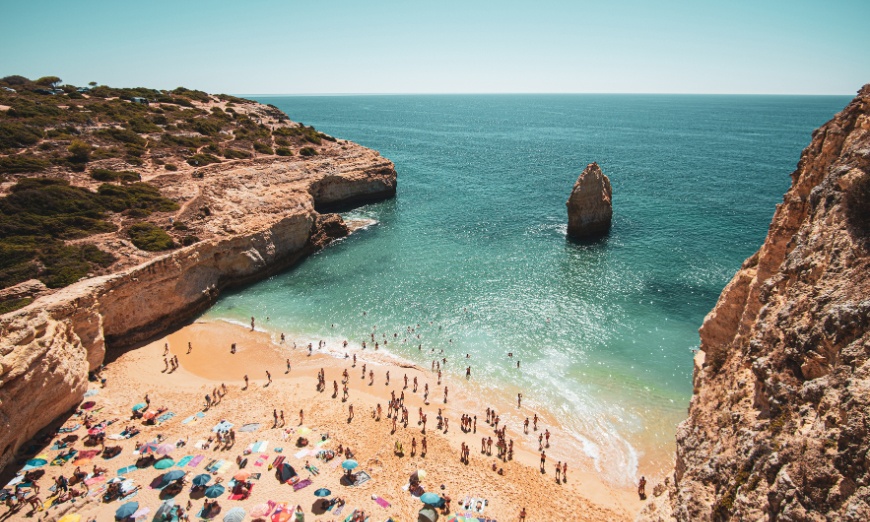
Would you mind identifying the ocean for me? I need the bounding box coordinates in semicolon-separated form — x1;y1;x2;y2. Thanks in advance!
203;93;850;485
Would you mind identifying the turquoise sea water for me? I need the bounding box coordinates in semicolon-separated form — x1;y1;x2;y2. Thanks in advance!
204;94;849;484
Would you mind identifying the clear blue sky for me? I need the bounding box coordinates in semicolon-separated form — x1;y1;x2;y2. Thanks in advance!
1;0;867;94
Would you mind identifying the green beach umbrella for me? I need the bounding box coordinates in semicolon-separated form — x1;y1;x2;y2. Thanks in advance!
341;459;358;470
222;507;246;522
204;483;225;498
161;470;184;485
192;474;211;486
25;458;47;467
314;488;331;497
153;458;174;469
132;403;146;412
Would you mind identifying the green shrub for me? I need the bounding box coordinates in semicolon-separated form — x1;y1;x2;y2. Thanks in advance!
193;118;224;136
181;235;199;246
38;243;116;288
127;222;175;251
253;142;274;154
222;148;251;159
0;297;33;314
275;147;293;156
299;147;318;157
127;117;161;133
97;182;179;215
67;139;92;163
186;153;221;167
164;164;178;171
171;221;188;230
0;155;50;173
97;127;146;146
0;121;43;150
90;169;141;183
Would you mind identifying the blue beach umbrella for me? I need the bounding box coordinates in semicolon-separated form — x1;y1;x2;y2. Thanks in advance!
204;483;225;498
132;403;147;412
192;474;211;486
154;458;175;469
161;470;185;484
341;460;358;470
25;458;48;467
420;492;441;505
314;488;331;497
115;501;138;519
222;507;246;522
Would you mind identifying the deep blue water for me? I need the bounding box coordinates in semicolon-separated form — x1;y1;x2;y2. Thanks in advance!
204;94;849;483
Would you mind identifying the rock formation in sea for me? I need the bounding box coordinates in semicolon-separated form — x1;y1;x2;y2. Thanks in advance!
566;162;612;239
0;97;396;472
640;85;870;521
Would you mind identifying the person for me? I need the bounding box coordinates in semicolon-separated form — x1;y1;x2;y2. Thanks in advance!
540;451;546;473
294;504;305;521
638;476;647;500
518;393;522;407
266;370;272;384
562;461;568;482
187;342;192;354
299;409;304;425
243;374;248;389
286;359;291;373
519;507;527;521
556;461;562;482
524;417;529;434
250;316;255;331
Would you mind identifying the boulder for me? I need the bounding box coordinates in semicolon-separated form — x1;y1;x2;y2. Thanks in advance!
566;162;612;239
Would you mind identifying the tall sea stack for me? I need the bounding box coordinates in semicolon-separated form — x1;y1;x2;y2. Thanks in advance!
566;162;612;239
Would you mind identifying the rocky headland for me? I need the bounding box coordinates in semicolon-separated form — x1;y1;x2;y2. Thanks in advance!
0;82;396;472
566;162;612;239
640;85;870;520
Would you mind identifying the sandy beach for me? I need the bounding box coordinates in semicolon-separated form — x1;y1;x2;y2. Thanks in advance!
3;319;644;521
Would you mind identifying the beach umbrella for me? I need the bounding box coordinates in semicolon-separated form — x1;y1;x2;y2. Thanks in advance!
155;499;175;520
115;501;138;519
58;515;81;522
418;506;438;522
233;471;250;481
416;469;427;479
222;507;246;522
277;462;297;482
341;460;358;470
81;401;96;410
25;458;47;467
249;502;274;517
132;403;146;412
155;443;175;456
139;443;160;454
161;470;185;484
420;492;441;505
192;474;211;486
313;488;331;497
204;483;225;498
154;458;175;469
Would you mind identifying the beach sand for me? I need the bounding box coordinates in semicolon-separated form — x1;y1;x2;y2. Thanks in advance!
5;320;644;521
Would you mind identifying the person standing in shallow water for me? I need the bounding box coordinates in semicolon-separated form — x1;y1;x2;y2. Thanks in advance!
250;317;255;331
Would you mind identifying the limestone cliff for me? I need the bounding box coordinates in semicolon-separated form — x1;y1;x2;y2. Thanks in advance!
640;86;870;521
567;162;612;239
0;143;395;473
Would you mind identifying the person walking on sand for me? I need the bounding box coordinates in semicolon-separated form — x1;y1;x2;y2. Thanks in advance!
280;410;285;426
638;476;647;500
421;436;427;457
520;507;527;521
348;404;354;422
533;414;538;431
187;342;192;354
517;393;522;408
286;359;291;373
163;343;169;356
273;409;278;426
556;461;562;482
562;462;568;482
244;375;249;389
411;437;417;456
299;409;304;425
473;415;477;433
540;451;546;473
524;417;529;434
444;386;448;403
250;316;255;331
266;371;272;384
386;371;390;386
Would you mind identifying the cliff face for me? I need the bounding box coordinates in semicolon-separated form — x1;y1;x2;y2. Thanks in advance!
640;86;870;521
0;151;395;472
567;162;612;239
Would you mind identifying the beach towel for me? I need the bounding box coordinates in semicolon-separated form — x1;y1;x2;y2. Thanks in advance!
175;455;193;467
84;389;99;398
188;455;205;467
353;471;371;486
157;412;176;423
78;449;100;459
120;489;138;501
333;504;345;516
239;423;260;432
117;465;137;475
228;483;254;500
293;449;310;459
292;478;312;491
373;496;391;508
206;460;224;473
132;506;150;520
212;421;233;433
254;454;268;466
194;439;208;449
271;502;291;522
216;461;233;475
254;440;268;452
58;424;80;433
84;475;106;486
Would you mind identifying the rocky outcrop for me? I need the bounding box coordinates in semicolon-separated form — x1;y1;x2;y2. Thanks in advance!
640;85;870;521
567;162;612;239
0;145;395;472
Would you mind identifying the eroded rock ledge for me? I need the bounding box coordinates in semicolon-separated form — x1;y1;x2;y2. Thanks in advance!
0;151;395;472
640;85;870;521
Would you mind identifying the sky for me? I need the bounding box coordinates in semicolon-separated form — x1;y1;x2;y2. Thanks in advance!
1;0;868;95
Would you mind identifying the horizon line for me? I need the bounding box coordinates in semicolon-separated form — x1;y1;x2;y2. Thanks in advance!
236;91;856;97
